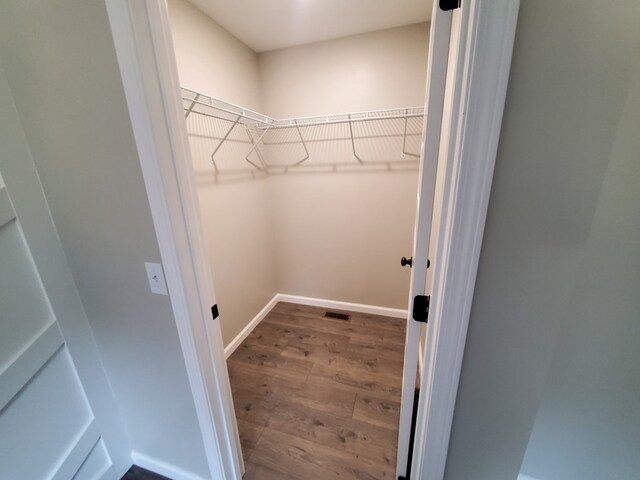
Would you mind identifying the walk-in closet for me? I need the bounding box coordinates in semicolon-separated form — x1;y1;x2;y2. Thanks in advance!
166;1;435;478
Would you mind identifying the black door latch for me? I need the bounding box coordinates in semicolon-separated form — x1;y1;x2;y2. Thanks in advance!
412;295;430;323
440;0;461;11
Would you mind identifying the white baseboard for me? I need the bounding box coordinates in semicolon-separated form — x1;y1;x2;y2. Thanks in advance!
224;294;281;359
223;293;409;358
276;293;408;319
518;475;541;480
131;451;208;480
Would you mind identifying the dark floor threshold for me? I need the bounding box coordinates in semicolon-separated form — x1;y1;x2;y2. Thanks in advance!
398;388;421;480
121;465;172;480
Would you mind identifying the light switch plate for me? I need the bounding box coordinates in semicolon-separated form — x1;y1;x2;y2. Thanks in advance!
144;262;168;295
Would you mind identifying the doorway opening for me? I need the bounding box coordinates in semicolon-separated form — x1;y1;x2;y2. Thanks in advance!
106;0;518;478
167;1;438;478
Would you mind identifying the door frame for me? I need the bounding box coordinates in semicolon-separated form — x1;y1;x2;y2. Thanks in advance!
397;3;453;476
105;1;519;479
409;2;520;478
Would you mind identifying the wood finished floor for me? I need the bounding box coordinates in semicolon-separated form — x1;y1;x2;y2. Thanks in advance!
227;302;406;480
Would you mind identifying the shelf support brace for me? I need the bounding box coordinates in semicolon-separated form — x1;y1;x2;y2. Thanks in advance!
402;111;420;158
184;93;200;118
244;127;268;172
210;115;241;173
292;121;310;166
245;125;271;172
348;115;364;164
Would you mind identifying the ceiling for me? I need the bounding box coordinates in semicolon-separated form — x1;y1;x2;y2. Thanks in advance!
188;0;433;53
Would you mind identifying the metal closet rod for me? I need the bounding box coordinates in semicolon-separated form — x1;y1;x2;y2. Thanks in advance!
181;87;424;172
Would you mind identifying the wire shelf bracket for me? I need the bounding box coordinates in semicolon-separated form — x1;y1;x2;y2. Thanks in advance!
244;125;271;172
210;114;241;173
293;120;310;166
348;114;364;164
402;111;421;158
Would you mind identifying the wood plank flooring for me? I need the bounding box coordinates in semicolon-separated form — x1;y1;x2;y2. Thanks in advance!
227;302;406;480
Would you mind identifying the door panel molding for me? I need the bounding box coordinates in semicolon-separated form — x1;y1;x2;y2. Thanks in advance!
73;439;112;480
0;62;131;478
0;322;63;410
50;421;101;480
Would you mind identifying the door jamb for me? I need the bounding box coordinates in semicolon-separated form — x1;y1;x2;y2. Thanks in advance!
105;1;243;478
411;1;520;478
397;3;452;475
105;0;519;478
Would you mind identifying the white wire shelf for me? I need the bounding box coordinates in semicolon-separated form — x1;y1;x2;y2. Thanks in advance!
183;87;273;126
268;107;425;129
182;87;425;177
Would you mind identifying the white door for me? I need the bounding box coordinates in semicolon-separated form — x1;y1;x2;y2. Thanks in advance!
0;65;130;479
396;3;455;478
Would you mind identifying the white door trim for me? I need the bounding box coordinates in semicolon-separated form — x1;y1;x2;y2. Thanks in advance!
105;0;519;478
397;3;453;475
105;1;243;478
411;1;520;479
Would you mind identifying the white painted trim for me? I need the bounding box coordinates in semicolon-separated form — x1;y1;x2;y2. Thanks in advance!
410;1;520;479
224;293;409;358
276;294;408;319
418;338;425;378
131;452;208;480
397;4;453;475
105;1;243;479
518;475;541;480
224;295;280;359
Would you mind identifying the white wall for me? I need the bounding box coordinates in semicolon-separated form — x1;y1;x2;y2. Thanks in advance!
0;1;210;477
258;23;430;118
260;24;429;309
444;1;640;478
519;56;640;480
168;0;261;111
168;0;278;346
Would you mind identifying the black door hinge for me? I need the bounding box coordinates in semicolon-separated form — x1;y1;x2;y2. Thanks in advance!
412;295;430;323
440;0;461;11
211;304;219;320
